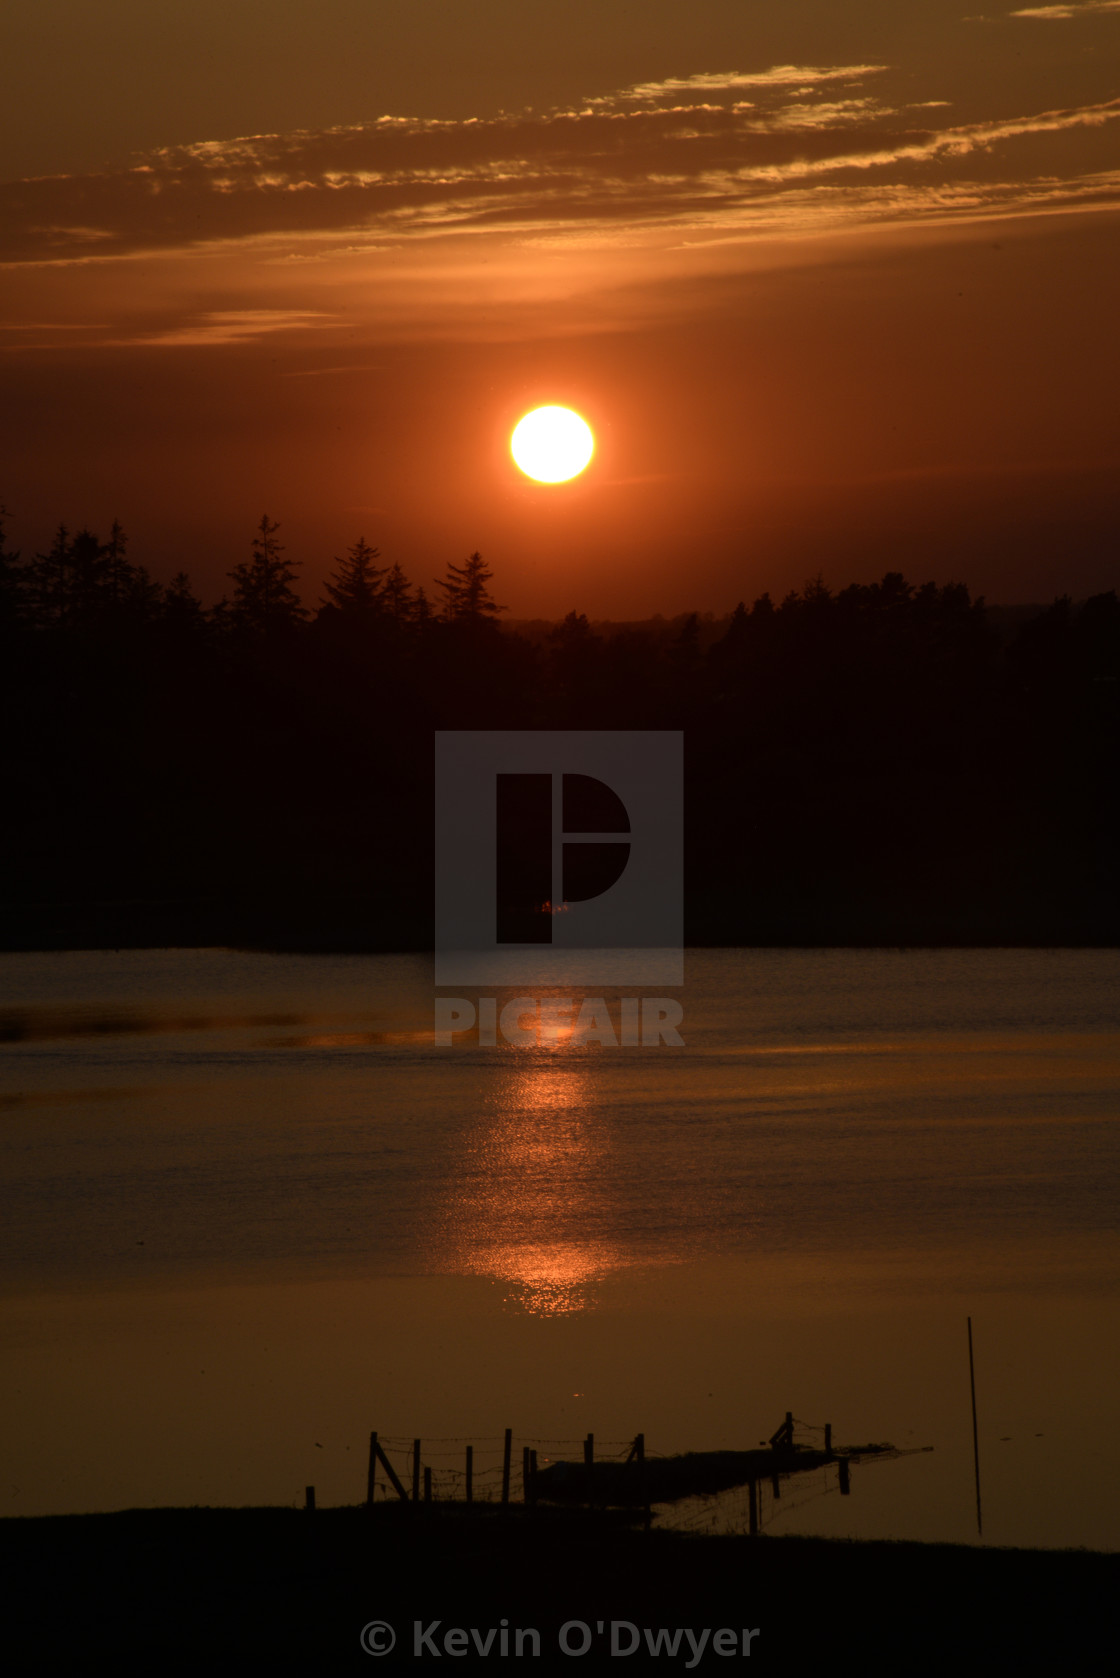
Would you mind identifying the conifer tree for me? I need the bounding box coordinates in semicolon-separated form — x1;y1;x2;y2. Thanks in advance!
228;514;306;634
322;537;385;613
29;524;72;626
434;551;504;623
68;528;109;619
102;520;132;607
412;585;434;630
163;571;206;632
381;561;414;624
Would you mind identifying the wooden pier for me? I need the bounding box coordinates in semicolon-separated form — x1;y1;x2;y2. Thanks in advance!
353;1414;928;1527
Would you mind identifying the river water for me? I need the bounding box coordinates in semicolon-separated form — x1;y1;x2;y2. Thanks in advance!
2;947;1117;1547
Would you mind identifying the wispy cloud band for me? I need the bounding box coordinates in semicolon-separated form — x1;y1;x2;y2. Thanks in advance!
3;78;1118;272
1010;3;1120;18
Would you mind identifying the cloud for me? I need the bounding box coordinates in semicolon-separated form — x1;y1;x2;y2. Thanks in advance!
127;310;336;347
1010;3;1120;17
4;85;1117;273
589;64;889;104
2;67;1119;348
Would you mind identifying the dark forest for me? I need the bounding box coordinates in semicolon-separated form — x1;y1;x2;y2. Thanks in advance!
1;508;1117;950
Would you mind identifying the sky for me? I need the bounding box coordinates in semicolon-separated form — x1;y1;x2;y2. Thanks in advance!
2;0;1119;616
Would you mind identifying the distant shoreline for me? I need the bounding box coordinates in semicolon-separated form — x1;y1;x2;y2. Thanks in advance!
3;929;1120;956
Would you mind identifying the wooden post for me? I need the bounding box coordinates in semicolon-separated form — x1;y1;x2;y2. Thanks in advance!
771;1472;780;1500
768;1412;795;1453
366;1431;378;1508
838;1457;850;1496
824;1423;832;1458
305;1485;315;1511
636;1433;650;1531
373;1439;410;1503
748;1479;758;1535
968;1316;983;1538
412;1439;421;1503
501;1428;512;1510
522;1445;531;1504
424;1465;432;1505
584;1432;594;1504
466;1444;473;1504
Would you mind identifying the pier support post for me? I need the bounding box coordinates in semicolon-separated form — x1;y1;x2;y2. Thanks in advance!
636;1434;650;1531
838;1457;850;1496
501;1428;512;1510
366;1431;378;1508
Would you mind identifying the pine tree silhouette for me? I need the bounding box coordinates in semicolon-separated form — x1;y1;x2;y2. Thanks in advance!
412;585;434;628
102;520;131;607
322;537;385;613
68;529;109;620
434;551;504;622
228;515;306;634
163;571;206;633
381;562;414;624
29;525;72;626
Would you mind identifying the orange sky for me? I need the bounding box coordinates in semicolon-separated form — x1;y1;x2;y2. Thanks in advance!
2;1;1119;614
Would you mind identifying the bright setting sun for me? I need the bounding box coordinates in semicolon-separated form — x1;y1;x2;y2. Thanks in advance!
510;405;595;482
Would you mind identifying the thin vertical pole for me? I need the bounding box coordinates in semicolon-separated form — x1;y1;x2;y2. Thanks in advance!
412;1439;421;1503
636;1433;649;1531
968;1316;983;1538
466;1445;473;1504
366;1431;378;1508
501;1428;512;1510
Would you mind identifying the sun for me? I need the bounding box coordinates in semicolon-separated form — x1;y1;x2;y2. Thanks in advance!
511;406;595;483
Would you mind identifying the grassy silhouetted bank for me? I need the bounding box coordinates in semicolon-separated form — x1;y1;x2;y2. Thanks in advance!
2;506;1118;949
3;1504;1116;1675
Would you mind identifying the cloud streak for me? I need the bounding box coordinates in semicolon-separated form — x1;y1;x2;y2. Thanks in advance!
3;83;1118;274
589;64;889;104
2;60;1119;352
125;309;336;347
1009;3;1120;17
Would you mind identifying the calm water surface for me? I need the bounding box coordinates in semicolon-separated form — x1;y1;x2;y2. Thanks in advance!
2;948;1117;1547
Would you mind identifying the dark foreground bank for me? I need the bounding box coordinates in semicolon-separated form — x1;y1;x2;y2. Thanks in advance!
3;1505;1115;1675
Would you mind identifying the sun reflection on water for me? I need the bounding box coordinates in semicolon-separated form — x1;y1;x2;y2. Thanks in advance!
438;1057;628;1316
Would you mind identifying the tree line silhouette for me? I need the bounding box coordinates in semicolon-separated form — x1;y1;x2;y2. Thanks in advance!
1;505;1117;947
